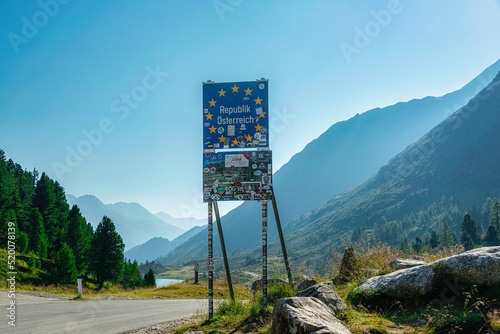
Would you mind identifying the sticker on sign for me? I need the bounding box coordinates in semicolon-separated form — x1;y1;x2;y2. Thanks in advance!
225;153;250;167
207;258;215;272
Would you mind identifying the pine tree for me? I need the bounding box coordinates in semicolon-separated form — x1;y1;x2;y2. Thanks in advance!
461;214;480;249
53;243;78;284
120;260;143;289
490;198;500;232
90;216;125;289
412;237;423;253
400;236;411;254
143;268;156;287
65;205;91;273
484;225;500;246
429;230;439;249
461;231;475;250
29;208;48;258
440;222;457;247
17;231;29;253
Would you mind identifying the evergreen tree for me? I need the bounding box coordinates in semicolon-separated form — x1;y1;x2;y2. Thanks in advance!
143;268;156;287
412;237;423;253
65;205;91;273
400;236;411;254
17;231;29;254
484;199;500;246
429;230;439;249
29;208;48;258
53;243;78;284
461;231;475;251
33;173;69;253
90;216;125;289
120;260;143;289
484;225;500;246
490;198;500;232
440;222;457;247
461;214;480;248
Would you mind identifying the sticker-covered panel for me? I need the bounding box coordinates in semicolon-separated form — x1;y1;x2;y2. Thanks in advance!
203;151;272;202
203;80;269;150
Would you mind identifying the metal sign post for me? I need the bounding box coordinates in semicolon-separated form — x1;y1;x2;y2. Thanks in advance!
213;201;235;301
207;202;214;319
271;191;293;286
262;200;268;308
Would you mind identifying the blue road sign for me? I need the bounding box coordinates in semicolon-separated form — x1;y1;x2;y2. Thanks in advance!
203;80;269;150
203;150;272;202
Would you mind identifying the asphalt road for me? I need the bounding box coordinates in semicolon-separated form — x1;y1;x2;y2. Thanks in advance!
0;290;207;334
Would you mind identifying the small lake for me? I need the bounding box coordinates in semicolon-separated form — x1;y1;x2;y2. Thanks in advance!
155;278;184;287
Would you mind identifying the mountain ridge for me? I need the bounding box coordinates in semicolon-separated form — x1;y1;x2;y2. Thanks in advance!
160;60;500;266
66;194;186;250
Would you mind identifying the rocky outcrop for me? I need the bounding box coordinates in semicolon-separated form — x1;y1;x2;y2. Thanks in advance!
356;246;500;299
297;279;317;291
296;281;348;313
389;258;426;269
272;297;352;334
333;248;358;284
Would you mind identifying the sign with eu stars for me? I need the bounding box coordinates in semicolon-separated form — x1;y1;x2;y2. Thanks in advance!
203;79;269;150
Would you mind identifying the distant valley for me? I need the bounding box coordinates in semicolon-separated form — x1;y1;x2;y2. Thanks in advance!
66;194;203;250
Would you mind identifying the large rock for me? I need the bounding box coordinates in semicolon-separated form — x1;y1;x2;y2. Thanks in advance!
389;258;426;269
272;297;352;334
296;281;348;312
356;263;435;298
356;246;500;299
333;247;358;284
297;279;317;291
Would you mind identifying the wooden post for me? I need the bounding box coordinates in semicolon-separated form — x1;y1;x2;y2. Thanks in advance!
208;202;214;319
213;201;235;301
194;261;199;284
271;190;293;287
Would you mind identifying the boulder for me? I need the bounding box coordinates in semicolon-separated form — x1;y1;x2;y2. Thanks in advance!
333;247;358;284
389;258;426;270
356;246;500;299
297;279;317;291
272;297;352;334
296;281;348;312
356;263;435;298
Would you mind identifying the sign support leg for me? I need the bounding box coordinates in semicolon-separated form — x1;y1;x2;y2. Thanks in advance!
271;191;293;287
213;201;235;301
208;202;214;320
262;200;268;308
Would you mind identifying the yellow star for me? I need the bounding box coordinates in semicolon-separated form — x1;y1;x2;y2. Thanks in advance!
231;138;238;146
219;135;226;143
209;99;217;107
254;97;262;105
244;87;252;95
206;112;213;120
218;88;226;97
255;124;262;132
259;112;266;118
231;85;239;93
245;134;253;142
209;125;216;133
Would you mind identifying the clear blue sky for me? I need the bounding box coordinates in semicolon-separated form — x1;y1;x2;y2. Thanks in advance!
1;0;500;219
